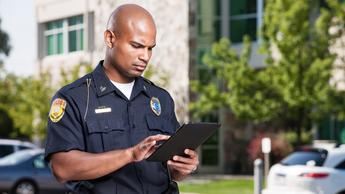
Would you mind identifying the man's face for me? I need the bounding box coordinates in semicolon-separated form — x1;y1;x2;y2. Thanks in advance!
109;20;156;81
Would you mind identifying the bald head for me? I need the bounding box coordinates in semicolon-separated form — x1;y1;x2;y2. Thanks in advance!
107;4;156;36
103;4;157;83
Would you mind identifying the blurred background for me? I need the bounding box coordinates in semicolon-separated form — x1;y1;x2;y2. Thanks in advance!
0;0;345;194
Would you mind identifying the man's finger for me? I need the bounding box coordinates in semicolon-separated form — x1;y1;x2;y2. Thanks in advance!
168;160;196;173
147;134;170;141
172;155;193;164
140;141;156;151
184;149;197;158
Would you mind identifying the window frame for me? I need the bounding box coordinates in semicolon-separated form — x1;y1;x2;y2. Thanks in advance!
44;15;84;56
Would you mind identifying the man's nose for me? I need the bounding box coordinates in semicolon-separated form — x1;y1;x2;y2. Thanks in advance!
139;48;150;63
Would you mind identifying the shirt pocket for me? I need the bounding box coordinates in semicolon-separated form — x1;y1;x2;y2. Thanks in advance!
145;115;175;136
86;119;127;152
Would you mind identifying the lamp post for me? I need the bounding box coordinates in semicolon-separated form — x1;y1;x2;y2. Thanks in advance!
261;137;271;185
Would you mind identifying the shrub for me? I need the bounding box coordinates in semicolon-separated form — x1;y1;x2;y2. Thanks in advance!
247;132;293;165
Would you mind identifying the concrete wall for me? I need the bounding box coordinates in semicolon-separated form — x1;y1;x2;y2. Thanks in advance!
330;34;345;90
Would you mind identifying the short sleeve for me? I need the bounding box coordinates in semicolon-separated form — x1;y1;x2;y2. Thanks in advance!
44;92;85;161
168;95;180;131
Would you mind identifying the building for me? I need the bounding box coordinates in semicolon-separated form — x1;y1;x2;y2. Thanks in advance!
34;0;271;174
35;0;344;174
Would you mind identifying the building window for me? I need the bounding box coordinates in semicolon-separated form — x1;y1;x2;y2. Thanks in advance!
45;20;63;55
44;15;84;56
196;0;221;83
197;0;221;45
68;15;84;52
200;113;219;166
229;0;258;43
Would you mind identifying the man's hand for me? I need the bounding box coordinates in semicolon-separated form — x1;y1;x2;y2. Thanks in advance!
130;134;170;162
167;149;199;181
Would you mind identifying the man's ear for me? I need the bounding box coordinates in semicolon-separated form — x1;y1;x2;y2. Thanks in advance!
104;30;114;48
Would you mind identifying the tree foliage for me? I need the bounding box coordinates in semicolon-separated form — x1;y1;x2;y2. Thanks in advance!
0;63;93;141
59;62;93;86
143;64;170;88
190;0;345;143
0;18;11;63
6;72;53;139
0;66;17;138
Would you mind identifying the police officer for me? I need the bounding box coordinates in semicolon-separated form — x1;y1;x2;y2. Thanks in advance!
44;4;199;194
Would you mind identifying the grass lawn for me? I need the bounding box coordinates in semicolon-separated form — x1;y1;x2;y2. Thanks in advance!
179;178;254;194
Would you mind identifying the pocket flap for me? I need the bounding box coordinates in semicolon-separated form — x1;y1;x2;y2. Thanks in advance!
86;119;125;133
146;115;171;133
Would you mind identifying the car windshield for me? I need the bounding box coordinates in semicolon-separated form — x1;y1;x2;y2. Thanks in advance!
0;151;35;165
281;149;328;166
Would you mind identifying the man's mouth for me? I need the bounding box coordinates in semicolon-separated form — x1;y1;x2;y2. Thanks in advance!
134;64;146;71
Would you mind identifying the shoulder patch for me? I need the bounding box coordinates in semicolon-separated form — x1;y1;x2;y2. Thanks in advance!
49;98;67;123
150;97;161;116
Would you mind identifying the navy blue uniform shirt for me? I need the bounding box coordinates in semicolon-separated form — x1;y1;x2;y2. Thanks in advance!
45;61;180;194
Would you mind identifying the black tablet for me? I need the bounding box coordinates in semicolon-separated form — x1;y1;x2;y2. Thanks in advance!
146;123;221;162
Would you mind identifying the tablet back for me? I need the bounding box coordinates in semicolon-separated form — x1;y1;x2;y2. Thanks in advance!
146;122;221;162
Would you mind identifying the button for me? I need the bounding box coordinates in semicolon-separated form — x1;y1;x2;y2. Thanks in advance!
99;86;106;92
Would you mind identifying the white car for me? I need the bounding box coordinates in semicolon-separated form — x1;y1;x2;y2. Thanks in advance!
0;139;38;158
263;146;345;194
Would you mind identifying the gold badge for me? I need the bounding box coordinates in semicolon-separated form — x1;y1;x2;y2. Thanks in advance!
49;98;67;123
150;97;161;116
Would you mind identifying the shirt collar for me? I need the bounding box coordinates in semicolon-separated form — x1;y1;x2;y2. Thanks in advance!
91;60;151;99
131;76;152;99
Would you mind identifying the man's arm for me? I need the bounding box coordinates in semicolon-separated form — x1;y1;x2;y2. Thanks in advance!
167;149;199;181
50;134;169;183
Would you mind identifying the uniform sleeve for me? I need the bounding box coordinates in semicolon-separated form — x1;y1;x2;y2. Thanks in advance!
44;92;85;161
168;95;181;131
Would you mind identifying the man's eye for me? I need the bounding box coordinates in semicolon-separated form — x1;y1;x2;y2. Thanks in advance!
131;44;141;48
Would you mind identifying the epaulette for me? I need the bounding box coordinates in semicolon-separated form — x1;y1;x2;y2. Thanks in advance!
59;74;92;93
141;76;171;95
142;77;156;86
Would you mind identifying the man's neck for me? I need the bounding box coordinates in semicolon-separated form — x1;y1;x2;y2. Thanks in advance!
103;61;134;83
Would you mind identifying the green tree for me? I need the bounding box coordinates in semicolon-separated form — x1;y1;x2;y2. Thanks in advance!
261;0;345;143
10;63;94;141
6;72;53;140
0;18;11;62
0;67;17;138
0;63;93;141
143;64;170;88
59;62;93;86
0;17;13;137
190;0;345;144
0;69;14;138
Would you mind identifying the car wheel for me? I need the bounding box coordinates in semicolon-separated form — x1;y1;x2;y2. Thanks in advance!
12;181;37;194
